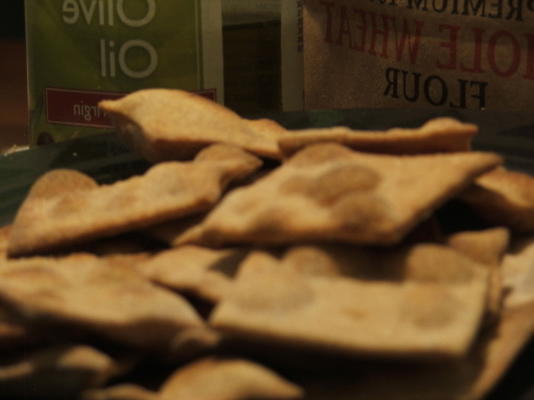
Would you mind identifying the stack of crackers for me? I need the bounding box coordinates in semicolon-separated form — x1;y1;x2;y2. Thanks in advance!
1;88;533;399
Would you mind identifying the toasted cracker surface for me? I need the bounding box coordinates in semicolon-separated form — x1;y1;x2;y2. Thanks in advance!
82;384;159;400
0;344;123;398
7;144;261;257
0;254;203;350
100;89;283;162
139;246;247;304
461;167;534;231
160;357;303;400
301;303;534;400
210;249;488;359
447;228;510;316
0;225;9;259
279;117;477;157
198;144;501;246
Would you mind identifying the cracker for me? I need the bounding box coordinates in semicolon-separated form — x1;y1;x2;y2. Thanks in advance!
447;228;510;317
100;89;283;162
198;144;502;246
278;117;477;157
7;144;262;257
159;357;303;400
446;228;510;267
82;384;159;400
279;242;487;284
301;303;534;400
460;167;534;231
143;215;207;248
210;250;488;359
300;244;534;400
0;225;9;259
0;254;204;350
501;236;534;309
139;246;247;304
0;344;124;399
0;306;37;350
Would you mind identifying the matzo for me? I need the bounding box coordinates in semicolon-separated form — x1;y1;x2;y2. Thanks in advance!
279;117;477;157
210;250;488;359
100;89;284;162
159;357;303;400
7;144;261;257
198;144;501;246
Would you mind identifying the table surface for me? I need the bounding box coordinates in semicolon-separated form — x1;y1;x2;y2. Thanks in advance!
0;39;29;153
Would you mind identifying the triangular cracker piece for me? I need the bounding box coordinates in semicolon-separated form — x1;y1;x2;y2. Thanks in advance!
460;167;534;231
0;344;125;399
8;144;261;257
199;144;501;246
0;254;204;350
139;246;247;304
210;249;488;359
100;89;284;162
159;357;303;400
279;117;477;157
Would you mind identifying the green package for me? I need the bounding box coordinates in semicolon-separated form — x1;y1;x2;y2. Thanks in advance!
25;0;223;145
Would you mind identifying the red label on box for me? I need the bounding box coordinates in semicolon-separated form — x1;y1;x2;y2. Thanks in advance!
46;88;124;128
46;88;218;128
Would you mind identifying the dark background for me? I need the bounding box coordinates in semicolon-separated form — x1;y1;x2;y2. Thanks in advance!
1;2;25;38
0;2;27;152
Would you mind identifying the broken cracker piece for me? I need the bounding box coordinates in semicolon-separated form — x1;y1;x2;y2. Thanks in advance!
279;117;477;157
0;344;124;399
460;167;534;232
159;357;303;400
0;225;9;259
82;384;159;400
0;254;204;350
100;89;283;162
139;245;247;304
198;144;501;246
7;144;261;257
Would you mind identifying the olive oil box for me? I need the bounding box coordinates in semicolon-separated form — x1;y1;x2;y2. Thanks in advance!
25;0;223;145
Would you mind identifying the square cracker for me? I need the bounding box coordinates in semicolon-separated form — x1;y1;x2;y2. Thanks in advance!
0;254;204;350
279;117;477;157
7;144;261;257
210;249;488;359
100;89;285;162
198;144;501;246
461;167;534;232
